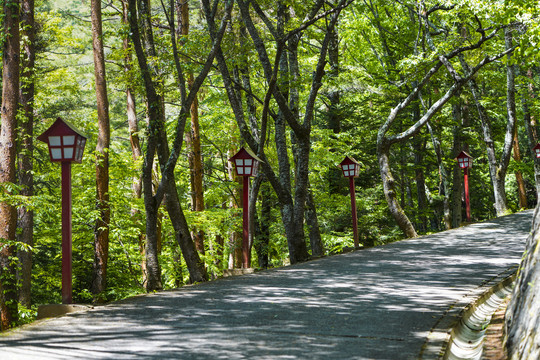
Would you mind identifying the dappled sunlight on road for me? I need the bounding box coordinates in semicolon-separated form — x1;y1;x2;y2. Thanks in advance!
0;211;532;360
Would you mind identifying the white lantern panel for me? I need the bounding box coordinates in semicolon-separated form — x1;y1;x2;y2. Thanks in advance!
245;159;252;166
64;148;74;159
245;167;252;175
75;147;82;161
237;167;244;175
49;136;61;146
51;148;62;160
342;164;349;170
344;170;350;177
63;135;76;146
235;159;244;166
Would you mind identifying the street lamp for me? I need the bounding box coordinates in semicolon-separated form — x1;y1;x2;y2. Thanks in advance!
37;118;87;304
339;156;360;248
456;151;473;223
229;147;262;268
533;143;540;158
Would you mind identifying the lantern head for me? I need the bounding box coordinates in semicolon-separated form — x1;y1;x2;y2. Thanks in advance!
229;147;263;177
533;143;540;158
456;151;473;169
339;156;360;178
37;117;87;163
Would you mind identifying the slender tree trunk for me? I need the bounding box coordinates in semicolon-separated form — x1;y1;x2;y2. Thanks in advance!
122;0;146;285
91;0;111;299
378;143;418;238
248;175;262;266
186;93;206;254
427;122;451;229
224;0;343;264
459;32;516;217
513;128;528;209
163;181;207;283
413;134;428;232
179;0;205;255
254;181;271;268
326;21;343;195
129;0;225;287
523;77;540;200
503;27;519;212
306;185;324;257
17;0;35;308
0;0;20;330
128;0;164;291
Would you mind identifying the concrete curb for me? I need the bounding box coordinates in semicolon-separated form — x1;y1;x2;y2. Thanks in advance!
420;267;516;360
443;274;514;360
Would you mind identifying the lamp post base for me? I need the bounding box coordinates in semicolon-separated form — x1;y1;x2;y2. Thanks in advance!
223;268;255;278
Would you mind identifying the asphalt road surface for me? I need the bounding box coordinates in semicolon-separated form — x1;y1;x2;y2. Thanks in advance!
0;210;533;360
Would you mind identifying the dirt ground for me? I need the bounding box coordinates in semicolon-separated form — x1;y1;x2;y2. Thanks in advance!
482;297;510;360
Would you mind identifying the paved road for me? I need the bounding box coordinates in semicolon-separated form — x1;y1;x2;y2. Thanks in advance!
0;210;533;360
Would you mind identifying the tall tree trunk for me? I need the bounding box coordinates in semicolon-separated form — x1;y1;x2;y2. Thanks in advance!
306;185;324;257
179;0;205;255
459;31;516;217
0;0;20;330
513;127;528;209
17;0;35;308
503;27;519;212
163;181;207;283
413;133;428;232
248;174;262;266
378;143;418;238
122;0;145;285
218;0;344;264
128;0;164;291
427;122;451;229
254;180;271;268
326;20;343;195
523;76;540;200
129;0;228;287
186;91;205;254
91;0;111;299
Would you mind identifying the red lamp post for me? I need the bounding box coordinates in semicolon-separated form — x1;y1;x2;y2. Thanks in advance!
339;156;360;248
37;118;87;304
456;151;473;223
229;147;262;268
533;143;540;158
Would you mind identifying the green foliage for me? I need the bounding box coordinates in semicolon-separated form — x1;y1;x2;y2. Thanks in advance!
17;304;37;326
5;0;540;326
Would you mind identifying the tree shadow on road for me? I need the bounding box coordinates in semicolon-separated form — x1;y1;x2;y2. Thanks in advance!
0;210;532;360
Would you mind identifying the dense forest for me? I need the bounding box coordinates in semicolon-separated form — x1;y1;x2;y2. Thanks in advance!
1;0;539;330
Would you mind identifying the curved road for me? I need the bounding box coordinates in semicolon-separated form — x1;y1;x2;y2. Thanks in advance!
0;210;533;359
